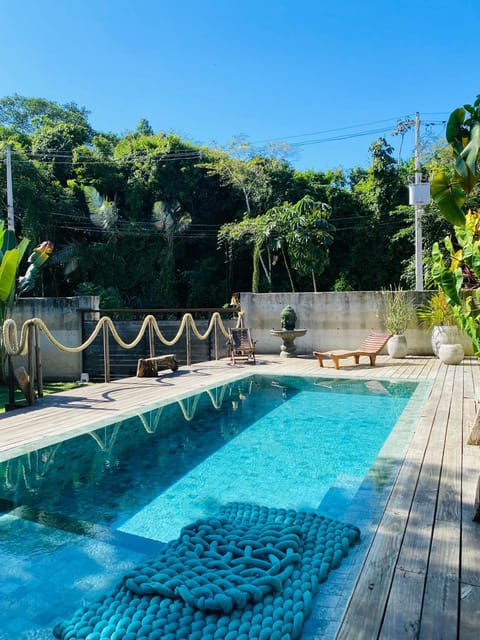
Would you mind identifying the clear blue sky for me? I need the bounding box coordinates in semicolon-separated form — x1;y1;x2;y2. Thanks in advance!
1;0;479;172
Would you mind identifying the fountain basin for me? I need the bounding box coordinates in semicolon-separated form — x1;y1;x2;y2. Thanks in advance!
270;328;307;358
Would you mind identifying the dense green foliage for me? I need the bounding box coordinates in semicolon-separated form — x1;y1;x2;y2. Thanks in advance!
430;96;480;356
0;94;448;307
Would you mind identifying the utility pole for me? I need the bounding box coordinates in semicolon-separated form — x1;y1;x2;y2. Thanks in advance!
414;113;424;291
6;145;15;230
408;113;430;290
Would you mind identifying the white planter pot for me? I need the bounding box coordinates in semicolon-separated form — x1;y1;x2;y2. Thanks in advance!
431;325;460;356
387;334;408;358
438;343;464;365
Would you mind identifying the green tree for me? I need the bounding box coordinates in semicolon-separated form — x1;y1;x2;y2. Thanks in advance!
201;139;294;215
152;199;192;303
351;138;409;288
218;196;334;292
0;93;432;304
218;217;265;292
263;196;335;292
0;94;93;136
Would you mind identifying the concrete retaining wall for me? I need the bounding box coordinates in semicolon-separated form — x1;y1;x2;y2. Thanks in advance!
10;296;99;380
240;291;473;357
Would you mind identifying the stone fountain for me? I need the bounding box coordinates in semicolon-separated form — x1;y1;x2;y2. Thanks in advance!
270;305;307;358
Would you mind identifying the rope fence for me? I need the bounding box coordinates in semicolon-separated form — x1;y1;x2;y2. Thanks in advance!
2;310;244;406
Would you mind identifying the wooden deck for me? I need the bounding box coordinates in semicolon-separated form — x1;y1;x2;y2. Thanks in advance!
1;353;479;639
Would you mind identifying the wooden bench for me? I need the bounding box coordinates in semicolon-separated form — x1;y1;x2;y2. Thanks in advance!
136;354;179;377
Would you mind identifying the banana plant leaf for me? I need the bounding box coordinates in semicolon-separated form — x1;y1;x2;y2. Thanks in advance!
0;249;20;303
430;173;466;227
446;107;467;152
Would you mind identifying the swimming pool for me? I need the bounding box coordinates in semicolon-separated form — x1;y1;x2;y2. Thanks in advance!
0;374;429;639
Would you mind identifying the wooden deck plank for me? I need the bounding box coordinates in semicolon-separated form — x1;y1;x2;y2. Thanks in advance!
379;491;436;639
420;363;463;639
459;360;480;638
379;571;425;639
421;521;461;639
336;509;408;640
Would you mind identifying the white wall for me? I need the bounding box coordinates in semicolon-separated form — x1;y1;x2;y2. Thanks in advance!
240;291;473;356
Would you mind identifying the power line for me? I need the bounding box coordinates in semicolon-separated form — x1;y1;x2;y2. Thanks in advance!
252;115;447;148
8;149;202;165
289;127;396;148
1;114;449;167
253;116;410;144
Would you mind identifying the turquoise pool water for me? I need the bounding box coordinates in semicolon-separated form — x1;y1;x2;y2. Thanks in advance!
0;374;428;639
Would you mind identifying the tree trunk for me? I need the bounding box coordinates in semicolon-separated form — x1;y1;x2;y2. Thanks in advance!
252;243;260;292
282;246;295;292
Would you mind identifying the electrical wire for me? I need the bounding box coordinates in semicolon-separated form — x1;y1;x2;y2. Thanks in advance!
0;113;448;165
253;116;447;148
7;149;202;165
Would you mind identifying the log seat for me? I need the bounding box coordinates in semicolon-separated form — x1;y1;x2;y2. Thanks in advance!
136;354;179;377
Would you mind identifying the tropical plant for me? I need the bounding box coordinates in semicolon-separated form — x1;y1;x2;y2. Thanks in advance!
263;196;335;292
0;229;53;381
0;94;93;137
430;97;480;228
381;286;415;334
152;199;192;304
354;139;409;282
218;216;273;293
83;185;119;236
416;290;457;330
0;224;30;327
218;195;335;293
0;229;53;321
429;96;480;356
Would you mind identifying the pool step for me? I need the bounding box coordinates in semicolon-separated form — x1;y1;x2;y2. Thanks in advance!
9;504;166;555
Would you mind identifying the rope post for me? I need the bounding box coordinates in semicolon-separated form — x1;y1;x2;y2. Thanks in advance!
34;324;44;398
214;315;219;361
7;355;15;408
27;324;36;405
148;318;155;358
186;317;191;367
103;321;111;383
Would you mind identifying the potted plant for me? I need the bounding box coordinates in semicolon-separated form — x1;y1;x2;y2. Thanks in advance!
417;290;463;361
381;287;415;358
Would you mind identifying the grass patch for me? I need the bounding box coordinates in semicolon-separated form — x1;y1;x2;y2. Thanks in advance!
0;381;86;413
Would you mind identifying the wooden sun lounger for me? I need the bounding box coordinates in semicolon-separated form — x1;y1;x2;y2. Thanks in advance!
313;332;392;370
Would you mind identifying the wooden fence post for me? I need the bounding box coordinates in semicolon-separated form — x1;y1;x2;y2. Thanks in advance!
7;356;15;407
148;318;155;358
27;325;36;405
214;315;219;361
34;324;43;398
103;322;110;383
186;319;191;367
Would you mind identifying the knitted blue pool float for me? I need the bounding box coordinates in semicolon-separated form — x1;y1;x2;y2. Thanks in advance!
53;502;360;640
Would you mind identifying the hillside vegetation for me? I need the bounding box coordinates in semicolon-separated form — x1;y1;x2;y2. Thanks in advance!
0;95;457;307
